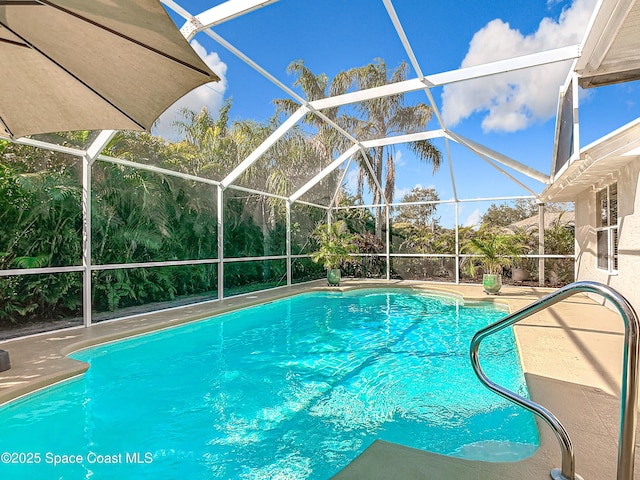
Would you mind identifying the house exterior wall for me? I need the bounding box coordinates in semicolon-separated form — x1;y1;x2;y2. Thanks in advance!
574;159;640;310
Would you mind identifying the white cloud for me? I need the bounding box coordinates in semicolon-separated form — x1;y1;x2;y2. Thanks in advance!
463;208;482;228
441;0;597;133
394;183;420;202
395;183;432;203
152;40;228;140
394;182;446;203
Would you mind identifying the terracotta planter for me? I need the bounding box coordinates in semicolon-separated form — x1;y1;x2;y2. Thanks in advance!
327;268;341;286
482;273;502;295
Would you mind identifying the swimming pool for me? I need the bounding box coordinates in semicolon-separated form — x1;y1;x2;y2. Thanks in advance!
0;288;538;479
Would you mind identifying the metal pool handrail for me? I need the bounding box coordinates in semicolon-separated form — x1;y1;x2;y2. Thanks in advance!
470;281;640;480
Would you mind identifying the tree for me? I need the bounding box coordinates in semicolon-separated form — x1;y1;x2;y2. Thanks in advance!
168;100;239;178
310;220;357;270
334;192;375;235
277;59;442;237
331;59;442;236
170;102;333;284
395;186;440;229
274;60;355;210
462;231;526;276
481;198;573;228
274;59;351;168
480;200;535;228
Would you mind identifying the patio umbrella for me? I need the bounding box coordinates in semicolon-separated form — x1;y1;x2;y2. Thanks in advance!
0;0;220;139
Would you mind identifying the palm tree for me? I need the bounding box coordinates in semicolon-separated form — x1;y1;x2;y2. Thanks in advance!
278;59;442;237
463;234;523;276
332;59;441;236
274;59;351;167
172;102;329;280
169;100;239;179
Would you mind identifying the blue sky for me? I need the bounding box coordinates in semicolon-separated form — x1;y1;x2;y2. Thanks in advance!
159;0;640;227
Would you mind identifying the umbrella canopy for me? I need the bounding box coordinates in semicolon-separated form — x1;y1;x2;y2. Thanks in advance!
0;0;220;139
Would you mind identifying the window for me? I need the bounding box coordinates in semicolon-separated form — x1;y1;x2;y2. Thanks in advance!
596;183;618;273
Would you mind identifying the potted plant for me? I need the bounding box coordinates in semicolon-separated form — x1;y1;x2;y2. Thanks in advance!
310;220;357;286
463;234;524;294
506;225;536;283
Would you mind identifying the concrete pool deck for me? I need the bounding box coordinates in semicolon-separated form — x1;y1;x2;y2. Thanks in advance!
0;279;636;479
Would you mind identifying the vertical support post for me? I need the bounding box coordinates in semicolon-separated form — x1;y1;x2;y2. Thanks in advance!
81;129;116;327
539;202;545;287
217;185;224;300
385;204;390;280
81;155;92;327
455;202;460;284
286;200;292;286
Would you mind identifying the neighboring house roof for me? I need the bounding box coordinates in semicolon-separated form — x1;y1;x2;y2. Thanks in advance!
505;211;575;233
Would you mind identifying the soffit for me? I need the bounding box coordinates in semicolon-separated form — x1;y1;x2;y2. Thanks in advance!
541;118;640;201
577;0;640;88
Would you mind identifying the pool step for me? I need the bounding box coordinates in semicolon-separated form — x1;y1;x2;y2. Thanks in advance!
331;440;541;480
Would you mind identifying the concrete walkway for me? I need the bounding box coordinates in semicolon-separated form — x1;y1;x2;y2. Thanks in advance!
0;280;636;479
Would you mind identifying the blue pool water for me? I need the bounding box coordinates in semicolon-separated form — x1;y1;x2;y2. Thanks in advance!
0;289;538;479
